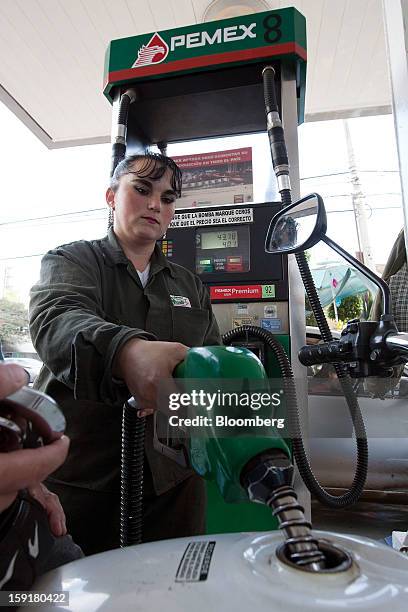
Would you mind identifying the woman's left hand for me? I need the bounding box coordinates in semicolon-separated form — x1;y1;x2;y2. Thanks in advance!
27;482;67;537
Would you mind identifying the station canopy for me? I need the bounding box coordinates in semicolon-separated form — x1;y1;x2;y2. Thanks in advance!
0;0;391;148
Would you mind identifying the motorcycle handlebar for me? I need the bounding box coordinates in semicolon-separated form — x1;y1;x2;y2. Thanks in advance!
299;333;408;369
298;341;348;367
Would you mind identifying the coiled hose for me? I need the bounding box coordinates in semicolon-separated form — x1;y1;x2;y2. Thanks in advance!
108;89;137;231
110;90;136;178
222;324;368;508
110;89;146;547
120;399;145;547
282;187;367;505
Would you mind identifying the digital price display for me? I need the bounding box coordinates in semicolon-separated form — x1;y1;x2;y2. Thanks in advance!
196;225;250;274
201;230;238;250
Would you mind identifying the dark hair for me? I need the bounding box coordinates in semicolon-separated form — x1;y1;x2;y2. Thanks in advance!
110;152;182;197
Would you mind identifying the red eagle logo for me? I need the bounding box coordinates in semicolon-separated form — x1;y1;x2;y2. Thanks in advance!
133;33;169;68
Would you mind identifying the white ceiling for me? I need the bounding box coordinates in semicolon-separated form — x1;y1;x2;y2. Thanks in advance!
0;0;391;148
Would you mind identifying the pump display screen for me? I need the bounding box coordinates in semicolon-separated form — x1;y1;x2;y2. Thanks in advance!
196;225;249;274
201;230;238;250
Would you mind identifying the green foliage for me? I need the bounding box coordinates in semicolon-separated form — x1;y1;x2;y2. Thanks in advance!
306;312;317;326
305;295;317;326
0;298;29;343
328;294;363;322
361;290;374;320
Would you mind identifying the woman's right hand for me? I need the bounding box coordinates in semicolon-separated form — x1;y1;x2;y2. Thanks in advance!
113;339;188;415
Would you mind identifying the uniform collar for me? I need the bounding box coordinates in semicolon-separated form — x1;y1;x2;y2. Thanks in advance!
102;228;177;278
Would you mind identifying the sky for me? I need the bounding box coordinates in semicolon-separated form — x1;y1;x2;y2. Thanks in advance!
0;100;404;305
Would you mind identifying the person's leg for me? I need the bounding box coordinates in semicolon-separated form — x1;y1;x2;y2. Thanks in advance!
0;491;83;595
142;474;207;543
37;534;84;574
46;483;120;556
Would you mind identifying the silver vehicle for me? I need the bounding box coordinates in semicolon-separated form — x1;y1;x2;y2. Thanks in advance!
3;357;42;385
306;327;408;498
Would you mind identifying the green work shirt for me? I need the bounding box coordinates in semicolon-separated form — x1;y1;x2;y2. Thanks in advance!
29;229;221;495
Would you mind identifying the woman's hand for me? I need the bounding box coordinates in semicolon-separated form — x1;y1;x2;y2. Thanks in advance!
27;482;67;537
113;339;188;415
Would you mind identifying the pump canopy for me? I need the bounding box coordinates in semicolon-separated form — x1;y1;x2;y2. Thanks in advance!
103;7;306;148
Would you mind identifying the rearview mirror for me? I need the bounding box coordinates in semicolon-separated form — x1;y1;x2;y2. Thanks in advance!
265;193;327;254
265;192;391;317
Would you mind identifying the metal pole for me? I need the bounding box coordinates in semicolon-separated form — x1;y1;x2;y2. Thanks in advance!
280;61;311;522
383;0;408;256
343;120;378;273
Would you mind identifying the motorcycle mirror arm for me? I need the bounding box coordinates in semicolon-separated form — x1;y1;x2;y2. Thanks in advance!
321;235;391;316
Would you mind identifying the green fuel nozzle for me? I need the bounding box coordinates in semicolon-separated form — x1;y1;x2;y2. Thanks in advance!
174;346;326;571
174;345;290;503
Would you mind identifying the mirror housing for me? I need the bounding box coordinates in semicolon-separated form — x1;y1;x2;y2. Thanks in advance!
265;193;327;254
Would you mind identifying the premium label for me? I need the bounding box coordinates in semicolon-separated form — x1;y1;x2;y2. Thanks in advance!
210;284;276;300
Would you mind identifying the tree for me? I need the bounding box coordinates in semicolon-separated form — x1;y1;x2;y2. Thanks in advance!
0;298;30;346
361;290;374;320
328;295;363;323
305;295;318;326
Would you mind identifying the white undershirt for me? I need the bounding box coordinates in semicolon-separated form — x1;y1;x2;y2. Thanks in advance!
136;262;151;288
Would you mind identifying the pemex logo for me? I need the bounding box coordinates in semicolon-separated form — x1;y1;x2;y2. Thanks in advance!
132;32;169;68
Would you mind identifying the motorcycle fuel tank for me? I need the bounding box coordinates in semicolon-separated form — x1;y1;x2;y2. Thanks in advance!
23;530;408;611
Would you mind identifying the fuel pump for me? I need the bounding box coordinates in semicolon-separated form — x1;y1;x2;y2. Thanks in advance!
106;4;366;546
158;201;295;534
104;6;310;542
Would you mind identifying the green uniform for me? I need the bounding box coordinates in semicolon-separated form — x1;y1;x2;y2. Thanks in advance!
29;229;221;554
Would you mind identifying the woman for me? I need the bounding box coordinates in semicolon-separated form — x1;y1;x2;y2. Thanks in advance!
29;153;221;555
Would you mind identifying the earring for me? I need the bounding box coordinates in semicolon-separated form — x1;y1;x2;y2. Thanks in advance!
108;208;114;230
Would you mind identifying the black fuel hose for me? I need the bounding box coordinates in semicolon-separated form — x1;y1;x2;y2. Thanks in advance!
262;66;367;506
222;325;368;508
110;89;137;179
120;399;145;547
282;187;368;505
111;88;146;547
108;89;146;547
